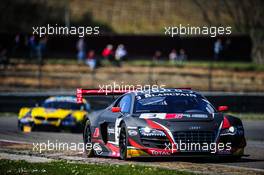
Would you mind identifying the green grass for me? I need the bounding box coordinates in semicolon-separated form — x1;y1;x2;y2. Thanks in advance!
229;113;264;120
0;159;193;175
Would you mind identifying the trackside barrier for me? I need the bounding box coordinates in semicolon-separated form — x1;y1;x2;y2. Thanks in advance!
0;91;263;113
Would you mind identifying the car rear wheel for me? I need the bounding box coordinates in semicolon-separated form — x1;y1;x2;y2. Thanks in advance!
83;120;94;157
18;121;33;132
119;123;128;160
17;121;23;131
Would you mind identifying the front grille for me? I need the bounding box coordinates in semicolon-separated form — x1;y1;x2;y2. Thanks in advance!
47;118;59;122
140;136;169;149
34;116;59;122
173;131;216;144
35;116;45;120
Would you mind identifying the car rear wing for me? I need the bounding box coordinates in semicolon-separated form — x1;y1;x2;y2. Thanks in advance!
76;87;192;103
76;88;130;103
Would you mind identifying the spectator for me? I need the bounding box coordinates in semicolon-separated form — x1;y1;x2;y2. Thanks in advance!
86;50;96;71
214;39;223;60
12;33;20;57
222;39;231;60
0;44;8;69
39;36;47;57
169;49;178;62
115;44;127;60
115;44;127;67
76;38;86;64
29;35;36;59
24;35;30;59
15;34;20;45
178;49;187;64
153;50;162;63
102;44;114;63
36;36;48;65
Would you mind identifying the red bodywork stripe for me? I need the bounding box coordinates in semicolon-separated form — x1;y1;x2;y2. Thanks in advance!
129;138;145;149
93;127;100;138
222;117;231;129
145;119;163;130
106;142;120;157
106;143;119;153
145;119;174;143
145;119;176;152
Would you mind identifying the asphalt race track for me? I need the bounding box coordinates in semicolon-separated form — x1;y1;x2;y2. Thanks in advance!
0;116;263;170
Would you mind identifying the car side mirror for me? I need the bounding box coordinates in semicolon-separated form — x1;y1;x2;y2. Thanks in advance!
111;107;121;113
218;106;228;112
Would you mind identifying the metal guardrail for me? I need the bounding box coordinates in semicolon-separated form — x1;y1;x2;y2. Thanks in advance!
0;91;264;113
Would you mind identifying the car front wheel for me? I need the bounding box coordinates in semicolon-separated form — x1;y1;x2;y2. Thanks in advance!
83;120;94;157
119;123;128;160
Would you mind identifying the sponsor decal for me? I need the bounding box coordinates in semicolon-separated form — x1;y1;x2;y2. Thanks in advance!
150;150;171;156
191;114;208;118
76;88;83;103
189;126;201;130
139;113;208;119
139;113;166;119
144;92;197;98
165;113;183;119
114;118;122;145
128;130;138;136
93;143;103;155
107;127;115;135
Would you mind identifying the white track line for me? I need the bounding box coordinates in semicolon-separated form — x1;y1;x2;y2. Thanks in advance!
0;139;30;144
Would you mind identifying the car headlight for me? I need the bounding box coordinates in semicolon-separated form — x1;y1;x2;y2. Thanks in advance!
139;127;166;137
220;126;237;136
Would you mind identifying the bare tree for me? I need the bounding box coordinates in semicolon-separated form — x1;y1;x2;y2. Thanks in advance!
193;0;264;64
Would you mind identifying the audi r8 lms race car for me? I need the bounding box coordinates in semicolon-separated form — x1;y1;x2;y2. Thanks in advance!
18;96;90;132
82;89;246;160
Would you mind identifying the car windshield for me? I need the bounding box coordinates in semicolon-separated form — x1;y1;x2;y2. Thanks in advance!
43;101;86;110
134;95;216;114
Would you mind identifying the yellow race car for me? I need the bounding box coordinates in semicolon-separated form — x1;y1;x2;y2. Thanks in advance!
18;96;90;132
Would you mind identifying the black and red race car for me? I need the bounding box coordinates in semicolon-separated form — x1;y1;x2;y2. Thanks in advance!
80;88;246;160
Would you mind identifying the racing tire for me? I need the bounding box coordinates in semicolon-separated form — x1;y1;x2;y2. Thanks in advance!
71;123;83;133
83;120;94;157
119;123;128;160
18;123;34;132
17;121;23;131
